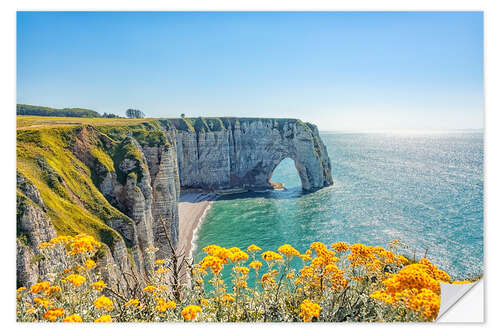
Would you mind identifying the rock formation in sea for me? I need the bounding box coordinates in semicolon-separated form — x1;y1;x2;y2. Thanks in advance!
16;117;333;290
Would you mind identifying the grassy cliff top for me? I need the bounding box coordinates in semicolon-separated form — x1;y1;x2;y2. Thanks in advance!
17;116;313;133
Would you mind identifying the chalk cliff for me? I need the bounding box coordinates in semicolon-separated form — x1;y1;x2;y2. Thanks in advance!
175;118;332;192
16;117;333;289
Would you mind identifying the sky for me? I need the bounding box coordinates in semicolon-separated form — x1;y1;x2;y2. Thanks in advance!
16;12;483;131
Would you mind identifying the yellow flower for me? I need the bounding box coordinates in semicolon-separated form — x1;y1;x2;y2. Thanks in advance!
278;244;300;257
48;286;62;295
143;285;156;293
25;307;36;314
156;267;167;274
93;296;114;311
236;280;248;288
199;255;224;274
397;255;409;266
68;234;101;255
85;259;97;269
38;242;53;249
331;241;349;252
125;299;140;307
181;305;202;321
227;247;249;262
43;307;65;322
30;281;50;294
34;297;52;309
299;299;322;322
17;286;27;293
155;298;176;312
92;280;107;291
233;266;250;275
200;298;209;306
299;253;312;261
261;251;283;262
261;270;278;286
249;260;262;271
62;274;86;287
63;314;83;322
154;259;165;265
247;244;262;252
221;293;235;302
94;314;112;322
369;258;449;320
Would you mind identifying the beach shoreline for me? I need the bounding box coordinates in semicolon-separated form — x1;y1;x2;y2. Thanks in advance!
177;191;217;261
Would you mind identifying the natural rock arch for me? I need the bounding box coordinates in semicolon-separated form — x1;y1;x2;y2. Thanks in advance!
175;118;334;192
267;157;304;190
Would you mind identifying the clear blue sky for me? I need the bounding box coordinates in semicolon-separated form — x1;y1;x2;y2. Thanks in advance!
17;12;483;131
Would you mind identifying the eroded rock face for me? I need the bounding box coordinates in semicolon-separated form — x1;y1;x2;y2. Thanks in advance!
175;119;333;191
16;175;66;287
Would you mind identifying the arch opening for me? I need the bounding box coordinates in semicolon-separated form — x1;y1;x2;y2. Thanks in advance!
269;157;302;190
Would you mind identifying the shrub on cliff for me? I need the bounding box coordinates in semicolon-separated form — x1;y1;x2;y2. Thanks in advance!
16;234;468;322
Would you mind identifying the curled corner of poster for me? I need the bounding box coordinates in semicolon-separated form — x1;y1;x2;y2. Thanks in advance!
436;279;484;323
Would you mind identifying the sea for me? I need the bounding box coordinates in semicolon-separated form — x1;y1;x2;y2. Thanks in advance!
193;130;484;281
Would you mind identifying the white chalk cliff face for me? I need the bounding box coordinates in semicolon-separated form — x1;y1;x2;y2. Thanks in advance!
176;118;333;192
16;117;333;289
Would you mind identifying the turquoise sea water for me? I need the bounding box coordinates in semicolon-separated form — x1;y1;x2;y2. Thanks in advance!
194;131;483;280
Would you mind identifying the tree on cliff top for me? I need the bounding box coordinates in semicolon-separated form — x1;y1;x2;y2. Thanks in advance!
126;109;145;118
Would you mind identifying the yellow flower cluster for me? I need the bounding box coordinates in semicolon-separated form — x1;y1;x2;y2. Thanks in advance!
331;241;349;252
370;258;450;320
261;251;283;262
249;260;262;270
247;244;262;252
30;281;50;294
310;242;338;267
181;305;202;321
125;298;140;308
261;269;278;286
294;242;346;290
85;259;97;269
348;243;401;273
233;266;250;275
203;245;247;262
144;285;156;293
48;285;61;295
298;299;322;322
199;255;224;274
221;293;235;302
324;264;348;290
68;234;102;255
92;280;107;291
94;314;112;322
299;249;312;261
277;244;300;257
44;234;101;256
19;234;461;323
34;297;53;309
155;298;176;312
154;259;165;265
125;299;140;307
43;307;65;322
62;274;86;287
64;314;83;322
93;296;114;311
